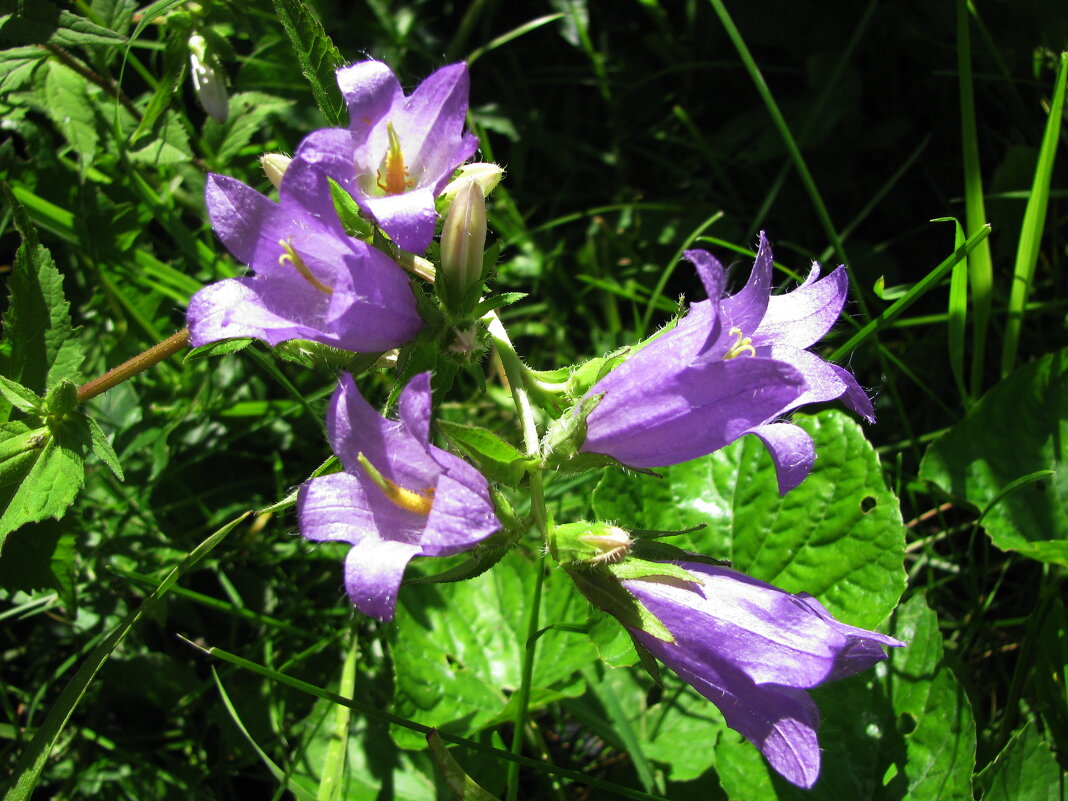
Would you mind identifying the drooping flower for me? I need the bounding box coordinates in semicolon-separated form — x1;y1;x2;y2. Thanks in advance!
282;60;479;253
297;372;500;620
621;561;903;788
579;232;874;493
187;165;424;352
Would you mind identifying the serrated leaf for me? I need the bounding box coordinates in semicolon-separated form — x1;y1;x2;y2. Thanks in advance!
185;337;255;360
131;14;190;140
270;0;345;126
0;413;89;544
87;416;123;481
43;61;99;161
436;420;528;486
919;348;1068;566
390;549;597;749
593;410;905;629
473;293;527;317
206;92;295;165
712;594;974;800
0;2;126;46
0;184;83;401
0;375;42;414
128;110;192;165
977;722;1064;801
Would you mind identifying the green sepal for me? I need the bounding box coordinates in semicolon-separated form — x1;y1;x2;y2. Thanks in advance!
542;391;603;465
436;419;531;487
565;347;630;399
473;292;527;319
272;340;380;373
185;338;255;360
606;556;699;585
405;526;515;586
565;565;674;643
0;375;43;415
629;538;730;569
44;380;78;418
328;178;373;238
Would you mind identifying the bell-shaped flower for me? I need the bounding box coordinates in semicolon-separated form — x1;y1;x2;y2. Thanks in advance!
579;232;874;493
297;372;500;620
282;59;479;254
621;562;903;788
188;165;424;352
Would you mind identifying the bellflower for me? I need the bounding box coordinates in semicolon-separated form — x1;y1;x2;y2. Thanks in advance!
283;59;479;253
297;373;500;620
580;232;874;493
187;166;424;352
622;562;903;788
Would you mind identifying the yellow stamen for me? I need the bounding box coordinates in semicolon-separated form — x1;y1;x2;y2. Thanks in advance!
375;122;414;195
278;239;333;295
356;452;435;516
724;326;756;359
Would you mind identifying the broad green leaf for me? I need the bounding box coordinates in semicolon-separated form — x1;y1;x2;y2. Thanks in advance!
128;111;193;165
713;595;974;800
0;2;126;46
390;549;597;749
919;348;1068;565
0;413;89;542
0;422;45;491
0;185;83;400
1;512;245;801
0;375;42;414
0;519;76;608
270;0;345;126
0;46;47;93
43;61;99;162
977;722;1064;801
204;92;295;166
131;13;190;140
437;419;529;486
593;410;906;629
88;0;136;37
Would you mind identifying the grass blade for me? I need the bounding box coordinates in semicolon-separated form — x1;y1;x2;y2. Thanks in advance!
1;512;249;801
317;627;359;801
943;217;971;406
1000;51;1068;377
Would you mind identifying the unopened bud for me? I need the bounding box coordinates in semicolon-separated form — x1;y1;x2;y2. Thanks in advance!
260;153;292;191
438;178;487;312
189;33;228;123
550;522;632;566
438;163;504;214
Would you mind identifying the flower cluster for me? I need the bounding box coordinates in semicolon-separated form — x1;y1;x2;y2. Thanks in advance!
191;58;901;790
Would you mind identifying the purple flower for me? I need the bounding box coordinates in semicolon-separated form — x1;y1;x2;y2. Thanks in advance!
282;60;479;253
622;562;903;788
580;232;874;493
297;373;500;620
188;170;424;352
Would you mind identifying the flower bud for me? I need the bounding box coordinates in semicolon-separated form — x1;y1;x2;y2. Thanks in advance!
438;163;504;215
438;178;487;313
260;153;292;191
549;522;632;566
189;33;228;123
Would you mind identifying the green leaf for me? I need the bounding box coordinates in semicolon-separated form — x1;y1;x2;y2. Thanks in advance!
473;293;528;317
0;183;83;398
130;13;190;140
713;594;974;800
977;722;1064;801
0;2;126;46
43;61;99;162
390;550;597;749
87;416;123;481
1;512;245;801
436;419;529;486
0;375;42;414
205;92;295;166
128;110;193;165
0;413;89;543
919;348;1068;565
593;410;906;629
185;337;255;360
270;0;345;126
0;519;76;608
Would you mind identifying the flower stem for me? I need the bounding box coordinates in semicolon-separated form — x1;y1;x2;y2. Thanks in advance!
484;310;551;798
77;328;191;405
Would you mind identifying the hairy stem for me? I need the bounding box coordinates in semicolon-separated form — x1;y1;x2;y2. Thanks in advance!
77;328;190;404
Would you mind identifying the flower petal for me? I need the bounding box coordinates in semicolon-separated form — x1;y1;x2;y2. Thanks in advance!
829;364;876;422
187;277;334;348
746;422;815;494
720;231;774;334
419;472;500;555
205;173;279;272
398;372;432;445
754;265;848;349
394;62;473;186
583;357;806;468
337;60;403;136
343;538;422;620
361;188;438;252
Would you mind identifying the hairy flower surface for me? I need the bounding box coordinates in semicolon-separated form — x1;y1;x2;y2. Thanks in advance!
297;373;500;620
622;563;903;788
188;170;423;352
283;60;478;253
580;232;874;493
